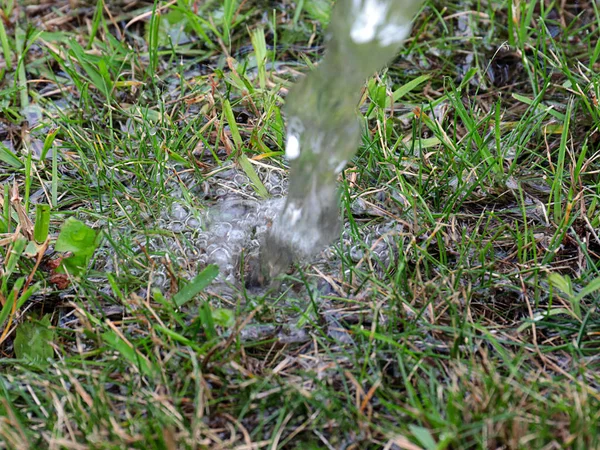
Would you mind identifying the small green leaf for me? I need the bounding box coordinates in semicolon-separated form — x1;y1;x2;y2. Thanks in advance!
55;218;101;277
34;204;50;243
0;280;41;331
0;142;23;168
366;79;388;117
41;128;59;161
145;9;190;47
23;241;38;257
68;40;112;99
152;287;167;305
0;277;24;329
548;273;574;298
304;0;331;24
573;276;600;304
212;308;235;328
405;137;442;149
198;302;216;340
124;105;162;123
154;324;207;353
409;425;437;450
5;237;27;279
107;273;124;301
173;264;219;307
14;314;55;363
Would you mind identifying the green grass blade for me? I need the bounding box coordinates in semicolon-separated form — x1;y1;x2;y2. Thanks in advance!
173;264;219;307
33;204;50;243
102;330;156;377
0;141;23;168
550;99;573;222
0;14;12;72
68;40;112;100
392;74;431;103
238;154;269;199
222;0;237;46
222;98;243;150
250;27;267;90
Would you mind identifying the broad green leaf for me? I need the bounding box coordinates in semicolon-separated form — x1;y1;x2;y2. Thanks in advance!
173;264;219;307
55;218;101;277
14;314;55;363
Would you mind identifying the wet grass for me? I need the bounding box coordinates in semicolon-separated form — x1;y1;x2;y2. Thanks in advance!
1;0;600;448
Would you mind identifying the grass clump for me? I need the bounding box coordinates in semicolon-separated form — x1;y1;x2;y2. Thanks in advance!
0;0;599;448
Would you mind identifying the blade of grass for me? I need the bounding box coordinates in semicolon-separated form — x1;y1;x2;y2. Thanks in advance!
238;154;269;199
15;27;28;109
250;27;267;90
173;264;219;307
102;330;156;377
0;142;23;168
550;98;573;222
0;14;12;72
222;98;243;150
33;204;50;243
222;0;237;46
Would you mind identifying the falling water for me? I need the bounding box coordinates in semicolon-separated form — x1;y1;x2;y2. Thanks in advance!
261;0;424;280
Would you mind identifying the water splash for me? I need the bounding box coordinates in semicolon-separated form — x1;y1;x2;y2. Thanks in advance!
262;0;424;279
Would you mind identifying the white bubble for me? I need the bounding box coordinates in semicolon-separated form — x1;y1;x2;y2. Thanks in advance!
350;0;388;44
286;134;301;160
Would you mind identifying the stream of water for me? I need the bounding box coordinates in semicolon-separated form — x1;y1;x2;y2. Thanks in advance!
261;0;424;280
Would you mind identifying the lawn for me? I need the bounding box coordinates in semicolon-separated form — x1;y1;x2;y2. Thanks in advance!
1;0;599;448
